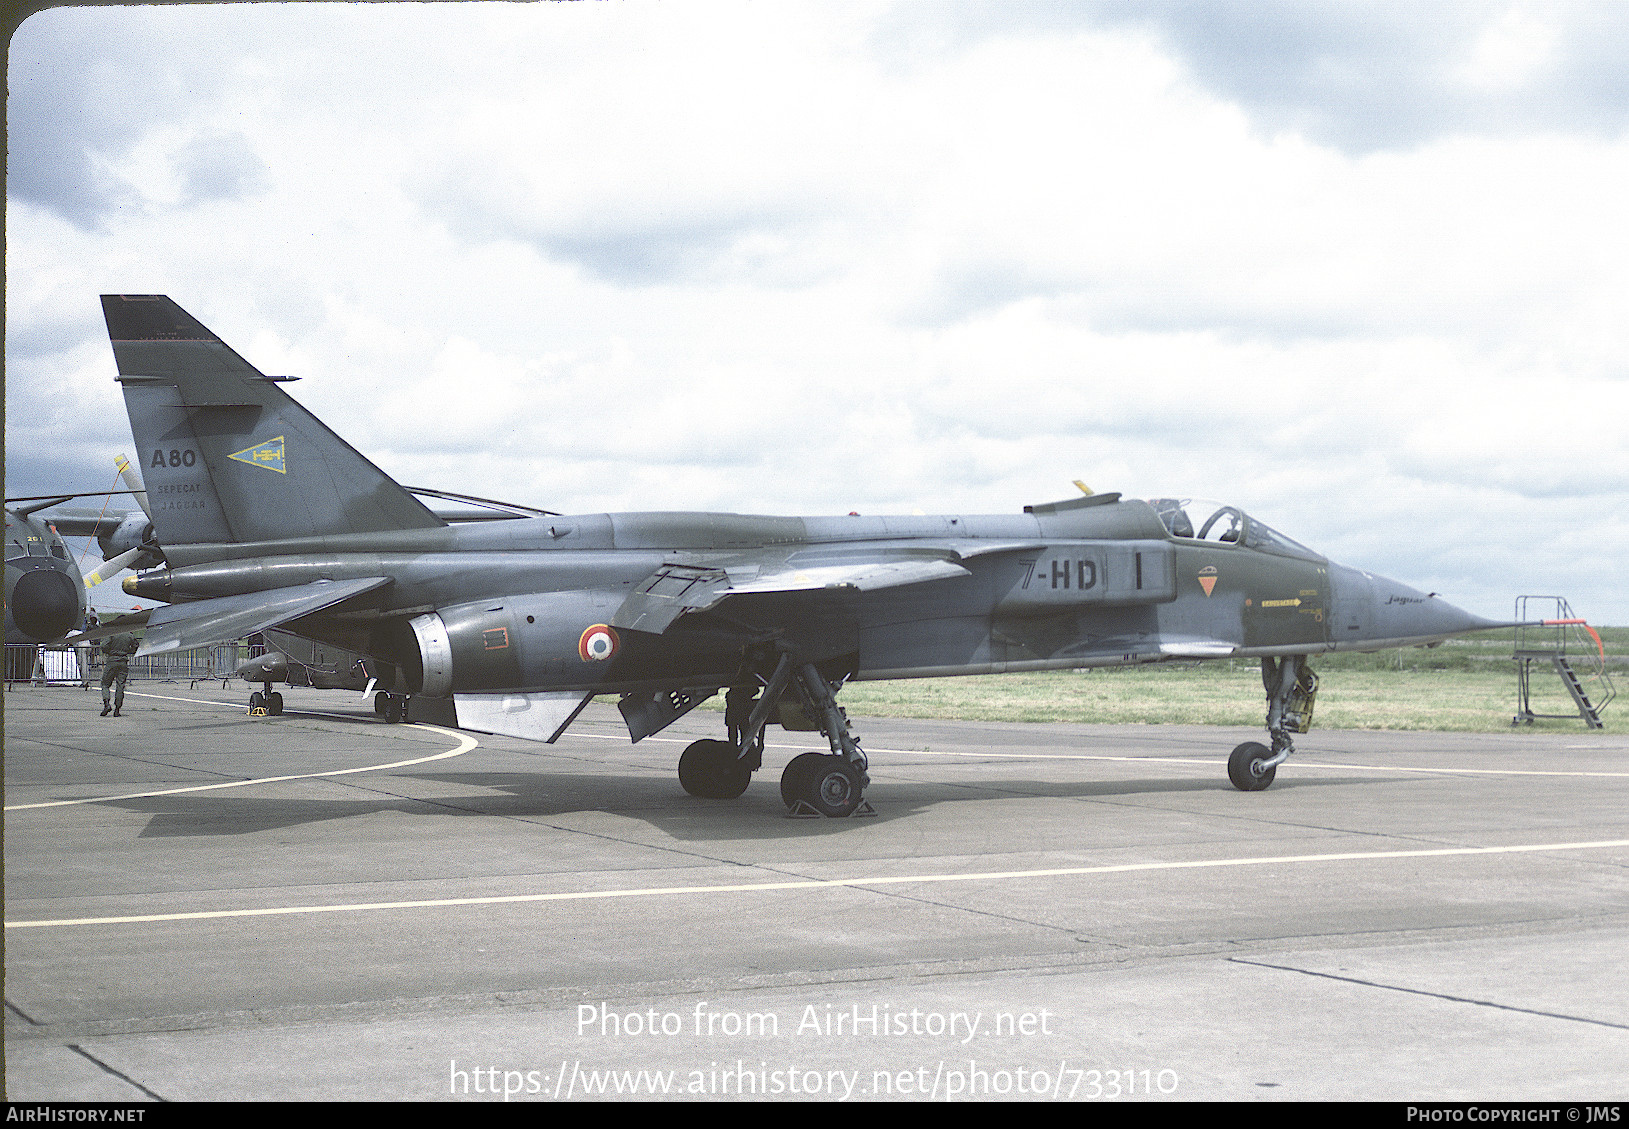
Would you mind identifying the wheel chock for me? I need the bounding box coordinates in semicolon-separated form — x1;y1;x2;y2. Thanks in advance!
784;799;878;819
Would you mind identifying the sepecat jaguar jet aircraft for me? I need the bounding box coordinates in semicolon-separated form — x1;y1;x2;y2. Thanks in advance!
103;294;1506;816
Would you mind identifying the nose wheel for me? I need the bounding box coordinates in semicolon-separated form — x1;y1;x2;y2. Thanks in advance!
1227;741;1276;791
1229;656;1317;791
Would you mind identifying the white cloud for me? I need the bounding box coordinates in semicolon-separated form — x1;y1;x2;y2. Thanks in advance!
1456;6;1560;91
7;1;1628;623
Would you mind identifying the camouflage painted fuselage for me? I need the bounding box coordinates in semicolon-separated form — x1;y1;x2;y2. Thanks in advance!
128;497;1492;700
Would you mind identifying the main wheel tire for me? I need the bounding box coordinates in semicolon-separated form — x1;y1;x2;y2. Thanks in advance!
375;691;390;717
779;752;828;808
678;739;752;799
384;695;405;723
1228;741;1277;791
788;754;863;817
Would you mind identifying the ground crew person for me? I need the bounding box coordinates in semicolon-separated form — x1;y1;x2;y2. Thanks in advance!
100;632;139;716
78;611;99;689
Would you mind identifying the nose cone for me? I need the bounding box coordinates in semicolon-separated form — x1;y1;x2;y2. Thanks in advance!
1373;582;1505;645
1330;562;1506;648
9;566;82;642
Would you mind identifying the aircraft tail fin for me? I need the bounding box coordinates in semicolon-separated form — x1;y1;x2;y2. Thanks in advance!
102;295;444;546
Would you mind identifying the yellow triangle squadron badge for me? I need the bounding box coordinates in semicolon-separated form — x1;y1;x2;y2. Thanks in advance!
229;436;287;474
1198;565;1218;597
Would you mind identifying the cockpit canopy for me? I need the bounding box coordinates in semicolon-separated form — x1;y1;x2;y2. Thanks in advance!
1147;498;1321;560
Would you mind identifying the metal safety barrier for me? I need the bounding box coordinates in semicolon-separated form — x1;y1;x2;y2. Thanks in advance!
3;643;254;688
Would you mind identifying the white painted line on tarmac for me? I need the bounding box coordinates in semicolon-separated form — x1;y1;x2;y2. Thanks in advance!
124;689;364;716
893;749;1629;779
9;838;1626;930
570;729;1223;767
4;724;479;811
567;731;1629;778
126;690;279;707
1268;760;1629;778
72;692;1629;777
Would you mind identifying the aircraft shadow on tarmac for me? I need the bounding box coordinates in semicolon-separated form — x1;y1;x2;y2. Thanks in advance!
95;764;1380;840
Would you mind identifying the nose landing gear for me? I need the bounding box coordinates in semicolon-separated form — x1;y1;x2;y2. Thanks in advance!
1229;655;1317;792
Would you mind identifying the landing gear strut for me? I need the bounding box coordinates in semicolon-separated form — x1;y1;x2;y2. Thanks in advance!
675;651;873;817
777;660;871;818
249;681;283;716
370;691;410;723
1229;655;1317;792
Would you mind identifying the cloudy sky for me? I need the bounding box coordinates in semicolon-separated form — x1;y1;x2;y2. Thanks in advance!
7;0;1629;623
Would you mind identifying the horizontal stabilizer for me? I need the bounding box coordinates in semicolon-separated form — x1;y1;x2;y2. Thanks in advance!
63;608;154;645
136;577;391;656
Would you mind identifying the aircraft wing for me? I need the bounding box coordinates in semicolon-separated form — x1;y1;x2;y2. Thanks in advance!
1157;640;1238;657
612;556;972;634
729;557;972;594
63;608;155;645
950;540;1047;560
136;577;391;656
29;507;128;539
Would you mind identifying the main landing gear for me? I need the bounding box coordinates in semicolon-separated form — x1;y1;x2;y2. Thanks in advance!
677;653;874;818
248;681;283;715
374;690;410;723
678;738;752;799
1229;655;1318;792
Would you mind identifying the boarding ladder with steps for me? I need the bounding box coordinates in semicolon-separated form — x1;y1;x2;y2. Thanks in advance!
1512;596;1615;729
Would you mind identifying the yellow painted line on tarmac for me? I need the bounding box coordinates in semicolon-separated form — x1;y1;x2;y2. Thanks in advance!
3;724;479;811
8;839;1626;930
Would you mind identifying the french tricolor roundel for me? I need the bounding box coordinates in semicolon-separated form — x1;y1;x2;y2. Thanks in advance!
578;623;620;662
